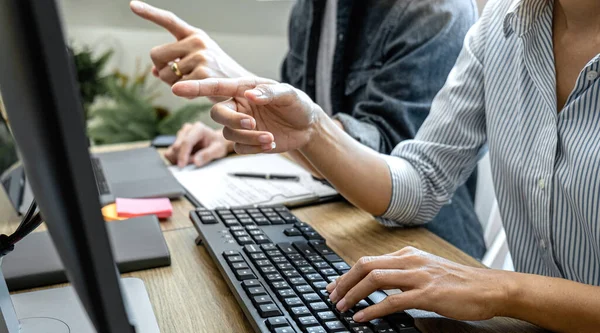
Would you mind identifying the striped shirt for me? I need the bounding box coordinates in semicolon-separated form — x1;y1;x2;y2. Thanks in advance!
380;0;600;285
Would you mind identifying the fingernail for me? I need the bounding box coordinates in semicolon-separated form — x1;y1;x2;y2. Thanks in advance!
258;134;272;144
353;311;365;322
336;299;347;312
249;89;263;97
241;119;254;129
130;1;144;11
261;142;276;151
326;281;337;292
329;290;338;303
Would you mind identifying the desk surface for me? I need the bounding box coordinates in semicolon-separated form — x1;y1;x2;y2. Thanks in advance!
2;142;546;333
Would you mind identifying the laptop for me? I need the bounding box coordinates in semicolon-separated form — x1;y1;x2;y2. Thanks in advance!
0;113;184;212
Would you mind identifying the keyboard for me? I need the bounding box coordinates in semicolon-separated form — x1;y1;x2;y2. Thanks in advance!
90;157;111;195
190;206;420;333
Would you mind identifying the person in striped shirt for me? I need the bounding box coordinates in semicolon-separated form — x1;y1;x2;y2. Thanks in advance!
170;0;600;331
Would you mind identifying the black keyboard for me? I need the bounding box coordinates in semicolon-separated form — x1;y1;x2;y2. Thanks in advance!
90;157;111;195
190;206;420;333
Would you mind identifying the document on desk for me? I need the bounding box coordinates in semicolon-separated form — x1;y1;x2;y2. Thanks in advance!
169;154;339;209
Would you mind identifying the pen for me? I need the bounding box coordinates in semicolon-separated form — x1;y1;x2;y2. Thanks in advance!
229;173;300;182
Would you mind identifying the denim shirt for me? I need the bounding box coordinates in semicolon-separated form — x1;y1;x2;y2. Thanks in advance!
280;0;486;259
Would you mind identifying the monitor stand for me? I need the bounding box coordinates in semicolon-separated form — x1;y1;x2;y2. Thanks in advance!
0;263;160;333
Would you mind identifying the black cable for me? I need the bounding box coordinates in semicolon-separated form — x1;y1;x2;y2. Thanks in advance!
0;200;43;257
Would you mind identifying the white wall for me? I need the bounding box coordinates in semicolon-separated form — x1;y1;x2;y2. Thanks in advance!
59;0;294;113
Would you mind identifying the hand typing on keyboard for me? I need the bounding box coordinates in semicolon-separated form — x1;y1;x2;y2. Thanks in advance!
326;246;508;324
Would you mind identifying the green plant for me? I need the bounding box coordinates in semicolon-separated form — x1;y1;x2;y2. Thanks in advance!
70;46;114;119
87;65;211;145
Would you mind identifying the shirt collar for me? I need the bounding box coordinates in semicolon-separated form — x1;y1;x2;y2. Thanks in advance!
503;0;551;38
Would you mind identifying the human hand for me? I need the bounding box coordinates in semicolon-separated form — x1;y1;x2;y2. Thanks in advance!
327;246;511;323
172;78;324;154
130;1;251;88
165;121;233;168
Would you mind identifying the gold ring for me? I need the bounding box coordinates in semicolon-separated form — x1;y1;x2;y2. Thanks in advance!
170;62;182;77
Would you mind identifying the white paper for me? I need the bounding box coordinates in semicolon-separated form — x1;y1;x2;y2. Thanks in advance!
169;154;338;209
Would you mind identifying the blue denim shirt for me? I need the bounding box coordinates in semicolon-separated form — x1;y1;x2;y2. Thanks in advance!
281;0;486;259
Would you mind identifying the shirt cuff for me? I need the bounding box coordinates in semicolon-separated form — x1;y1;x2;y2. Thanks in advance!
376;154;424;226
333;113;381;151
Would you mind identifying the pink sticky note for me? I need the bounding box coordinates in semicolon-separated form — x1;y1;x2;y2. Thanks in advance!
116;198;173;219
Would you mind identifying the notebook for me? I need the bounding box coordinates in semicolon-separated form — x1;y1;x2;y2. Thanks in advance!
169;154;339;209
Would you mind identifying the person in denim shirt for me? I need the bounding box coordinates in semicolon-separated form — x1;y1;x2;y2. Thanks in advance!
131;0;485;259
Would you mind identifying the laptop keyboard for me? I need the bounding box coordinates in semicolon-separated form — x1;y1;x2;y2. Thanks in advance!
90;157;111;195
191;206;420;333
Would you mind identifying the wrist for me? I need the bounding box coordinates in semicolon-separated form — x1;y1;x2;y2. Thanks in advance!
493;270;523;318
301;104;336;157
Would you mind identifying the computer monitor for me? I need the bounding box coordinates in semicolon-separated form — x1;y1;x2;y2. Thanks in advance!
0;1;158;332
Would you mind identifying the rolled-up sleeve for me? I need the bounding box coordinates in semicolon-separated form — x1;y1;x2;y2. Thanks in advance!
377;15;489;226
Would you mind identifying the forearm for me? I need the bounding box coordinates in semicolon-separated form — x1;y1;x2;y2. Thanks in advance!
300;111;392;215
285;151;324;179
500;272;600;332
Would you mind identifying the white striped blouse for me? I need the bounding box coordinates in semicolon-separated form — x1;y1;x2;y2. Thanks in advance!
380;0;600;285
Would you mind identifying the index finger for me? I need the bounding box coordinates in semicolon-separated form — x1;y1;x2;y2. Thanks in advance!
130;1;195;40
172;77;277;99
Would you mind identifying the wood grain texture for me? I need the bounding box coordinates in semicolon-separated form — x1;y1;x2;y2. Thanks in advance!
3;143;547;332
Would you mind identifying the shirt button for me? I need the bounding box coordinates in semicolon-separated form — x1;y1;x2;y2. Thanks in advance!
539;239;546;249
586;70;598;81
538;178;546;190
338;33;344;41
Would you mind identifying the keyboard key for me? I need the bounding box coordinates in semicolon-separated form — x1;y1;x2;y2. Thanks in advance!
313;261;331;269
299;316;320;327
266;274;284;282
249;229;264;236
316;311;336;322
279;212;297;223
291;306;311;318
246;225;259;231
368;318;390;331
277;243;298;255
254;235;271;244
284;228;302;237
305;232;324;240
310;243;335;256
276;263;294;271
271;256;289;264
309;302;329;312
259;303;282;318
253;295;273;306
234;269;256;281
326;276;339;283
274;206;289;213
341;315;358;327
232;262;249;270
236;213;251;219
301;293;321;303
247;208;261;214
312;281;328;290
233;231;249;237
216;209;231;215
325;320;346;332
271;281;290;290
295;284;314;294
265;212;279;218
332;262;351;272
289;277;307;286
247;286;267;296
237;237;254;245
244;244;262;254
288;254;303;260
262;244;277;251
255;218;270;225
260;266;278;275
385;313;415;331
283;297;303;308
232;209;246;214
251;253;267;261
270;217;285;224
276;289;296;300
256;260;271;267
308;255;324;262
267;250;283;257
242;279;261;289
223;250;239;257
319;290;330;300
226;255;245;263
300;226;315;233
274;326;294;333
300;266;318;274
294;221;309;228
351;326;373;333
293;259;311;268
324;254;343;263
321;268;337;276
266;317;289;329
306;326;327;333
283;270;301;278
293;241;318;256
306;274;324;282
261;208;275;213
239;218;255;226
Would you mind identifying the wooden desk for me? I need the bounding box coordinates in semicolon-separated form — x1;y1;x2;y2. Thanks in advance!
1;143;547;333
